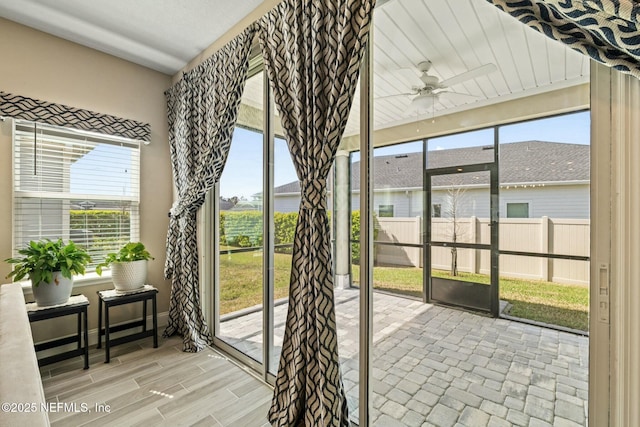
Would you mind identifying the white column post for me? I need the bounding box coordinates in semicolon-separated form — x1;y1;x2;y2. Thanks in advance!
334;150;351;289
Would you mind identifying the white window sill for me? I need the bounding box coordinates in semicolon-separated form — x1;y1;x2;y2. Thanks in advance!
18;271;113;293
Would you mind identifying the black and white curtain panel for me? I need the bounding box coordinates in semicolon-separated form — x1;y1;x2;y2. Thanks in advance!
164;26;256;352
259;0;375;425
487;0;640;79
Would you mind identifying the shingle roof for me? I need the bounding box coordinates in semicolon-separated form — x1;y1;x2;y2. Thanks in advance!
273;181;302;194
273;141;589;193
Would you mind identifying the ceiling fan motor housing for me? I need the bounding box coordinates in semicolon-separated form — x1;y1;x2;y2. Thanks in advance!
420;74;441;89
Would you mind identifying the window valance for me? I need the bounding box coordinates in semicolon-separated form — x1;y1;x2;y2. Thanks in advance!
0;91;150;142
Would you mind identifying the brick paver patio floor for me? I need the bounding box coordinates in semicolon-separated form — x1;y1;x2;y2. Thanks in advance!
219;288;589;427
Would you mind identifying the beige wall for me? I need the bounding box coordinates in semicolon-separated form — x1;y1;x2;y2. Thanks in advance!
175;0;283;80
0;17;173;341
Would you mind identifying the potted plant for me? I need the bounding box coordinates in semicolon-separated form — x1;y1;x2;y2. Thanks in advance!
96;242;153;291
4;239;91;307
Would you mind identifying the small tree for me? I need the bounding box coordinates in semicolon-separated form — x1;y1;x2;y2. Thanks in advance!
443;181;467;276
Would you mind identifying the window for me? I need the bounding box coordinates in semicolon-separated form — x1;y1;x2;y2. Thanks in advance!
12;120;140;272
378;204;394;217
432;203;442;218
506;202;529;218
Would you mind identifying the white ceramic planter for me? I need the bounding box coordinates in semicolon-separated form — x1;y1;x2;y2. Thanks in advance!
111;259;147;291
32;271;73;307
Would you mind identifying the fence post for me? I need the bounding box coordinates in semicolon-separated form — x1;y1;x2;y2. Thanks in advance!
470;216;477;273
541;216;551;281
414;217;421;267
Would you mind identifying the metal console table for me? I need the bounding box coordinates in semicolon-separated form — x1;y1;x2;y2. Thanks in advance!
26;295;90;369
97;285;158;363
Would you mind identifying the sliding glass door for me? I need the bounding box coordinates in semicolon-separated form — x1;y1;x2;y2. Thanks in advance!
216;69;266;366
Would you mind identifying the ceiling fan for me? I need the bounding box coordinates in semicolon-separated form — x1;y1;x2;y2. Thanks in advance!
380;60;497;112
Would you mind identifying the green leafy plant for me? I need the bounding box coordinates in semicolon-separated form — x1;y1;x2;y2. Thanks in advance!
96;242;153;275
4;239;92;286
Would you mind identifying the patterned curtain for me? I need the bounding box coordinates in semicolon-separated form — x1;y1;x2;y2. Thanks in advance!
487;0;640;79
0;91;150;141
259;0;374;425
164;26;256;352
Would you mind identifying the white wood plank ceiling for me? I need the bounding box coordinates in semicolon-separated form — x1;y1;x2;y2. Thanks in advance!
339;0;590;136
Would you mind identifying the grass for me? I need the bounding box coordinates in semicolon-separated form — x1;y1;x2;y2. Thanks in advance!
498;275;588;331
353;266;588;331
218;250;589;331
219;249;292;315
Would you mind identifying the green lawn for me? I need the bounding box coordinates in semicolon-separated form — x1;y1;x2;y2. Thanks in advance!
219;249;292;314
218;250;589;331
353;266;588;331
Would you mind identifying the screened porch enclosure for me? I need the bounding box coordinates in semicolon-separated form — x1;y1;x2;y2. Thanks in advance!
213;66;591;427
209;0;592;425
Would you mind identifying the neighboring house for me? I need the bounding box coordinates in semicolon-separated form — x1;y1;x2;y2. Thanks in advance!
272;181;304;213
219;198;235;211
219;196;263;211
274;141;590;219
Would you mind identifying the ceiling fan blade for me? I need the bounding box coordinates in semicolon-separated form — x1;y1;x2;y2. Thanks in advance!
375;92;415;100
378;68;423;87
439;63;497;88
438;91;478;101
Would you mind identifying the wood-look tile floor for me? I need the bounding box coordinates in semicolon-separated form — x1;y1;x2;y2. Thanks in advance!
39;336;272;426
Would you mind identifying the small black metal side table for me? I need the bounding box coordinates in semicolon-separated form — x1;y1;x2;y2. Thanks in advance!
97;285;158;363
26;295;90;369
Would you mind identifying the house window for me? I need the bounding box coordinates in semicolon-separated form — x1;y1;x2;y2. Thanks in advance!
507;202;529;218
432;204;442;218
378;204;394;217
12;120;140;272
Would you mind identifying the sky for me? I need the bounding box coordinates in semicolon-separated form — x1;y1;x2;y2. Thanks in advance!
65;111;585;201
71;143;136;197
219;128;298;200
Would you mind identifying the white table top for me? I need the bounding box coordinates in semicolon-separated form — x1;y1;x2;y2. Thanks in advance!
26;294;89;312
98;284;157;299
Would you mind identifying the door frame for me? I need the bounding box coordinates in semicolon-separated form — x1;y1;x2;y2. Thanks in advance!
423;135;500;316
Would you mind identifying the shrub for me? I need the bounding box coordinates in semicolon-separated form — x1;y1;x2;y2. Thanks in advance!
220;210;372;263
351;211;379;264
351;210;361;264
70;210;130;237
220;211;263;247
70;210;131;253
274;212;298;253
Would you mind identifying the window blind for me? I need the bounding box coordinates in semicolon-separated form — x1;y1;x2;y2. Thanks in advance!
12;120;141;272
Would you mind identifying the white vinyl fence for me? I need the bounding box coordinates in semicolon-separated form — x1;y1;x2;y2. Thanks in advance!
375;217;589;286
